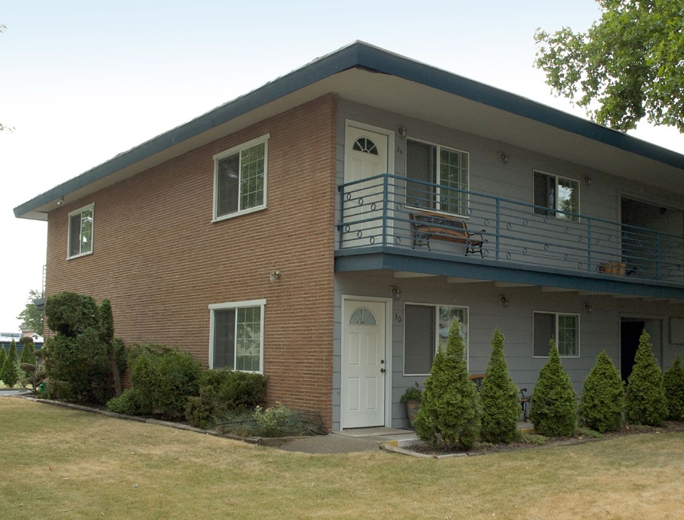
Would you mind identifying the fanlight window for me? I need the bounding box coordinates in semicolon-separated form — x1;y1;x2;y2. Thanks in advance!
349;308;377;325
352;137;379;155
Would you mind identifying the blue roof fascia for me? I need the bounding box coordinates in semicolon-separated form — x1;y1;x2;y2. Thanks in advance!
335;247;684;301
14;41;684;218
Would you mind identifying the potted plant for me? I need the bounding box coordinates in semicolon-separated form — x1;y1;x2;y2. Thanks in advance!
400;382;422;426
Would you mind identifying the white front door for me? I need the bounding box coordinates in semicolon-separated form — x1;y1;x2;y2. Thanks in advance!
343;299;386;428
343;124;391;248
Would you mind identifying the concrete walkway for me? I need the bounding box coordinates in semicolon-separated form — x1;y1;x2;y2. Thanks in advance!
280;427;418;454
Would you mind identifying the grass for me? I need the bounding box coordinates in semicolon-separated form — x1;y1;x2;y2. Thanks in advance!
2;398;684;519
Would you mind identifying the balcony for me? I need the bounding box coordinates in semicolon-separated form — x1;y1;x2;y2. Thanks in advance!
337;174;684;291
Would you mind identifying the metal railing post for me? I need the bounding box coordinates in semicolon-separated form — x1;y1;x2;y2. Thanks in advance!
382;174;388;247
495;198;501;261
587;218;592;272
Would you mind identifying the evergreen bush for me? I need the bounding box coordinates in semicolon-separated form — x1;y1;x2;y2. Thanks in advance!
625;331;668;426
0;345;6;383
480;328;520;443
530;340;577;437
185;369;268;428
1;340;20;388
413;321;480;450
108;344;202;419
663;356;684;421
106;388;150;416
19;337;37;381
579;350;624;433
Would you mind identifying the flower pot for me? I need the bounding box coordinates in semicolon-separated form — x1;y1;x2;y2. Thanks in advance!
405;399;421;426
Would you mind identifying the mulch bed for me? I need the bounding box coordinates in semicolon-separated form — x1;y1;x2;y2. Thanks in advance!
404;421;684;457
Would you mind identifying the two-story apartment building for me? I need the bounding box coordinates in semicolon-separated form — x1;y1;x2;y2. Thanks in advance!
15;42;684;431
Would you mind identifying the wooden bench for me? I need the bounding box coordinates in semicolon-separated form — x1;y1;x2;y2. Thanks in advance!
410;210;487;256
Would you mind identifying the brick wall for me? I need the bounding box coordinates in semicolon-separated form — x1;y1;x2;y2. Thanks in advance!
45;94;338;425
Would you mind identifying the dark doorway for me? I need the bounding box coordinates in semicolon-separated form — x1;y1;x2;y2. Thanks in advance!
621;320;644;381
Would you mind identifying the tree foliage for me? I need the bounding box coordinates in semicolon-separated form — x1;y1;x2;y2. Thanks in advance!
625;330;668;426
16;289;44;337
534;0;684;133
663;355;684;421
1;340;20;388
580;350;624;432
413;322;480;450
0;345;6;381
480;328;520;443
530;340;578;437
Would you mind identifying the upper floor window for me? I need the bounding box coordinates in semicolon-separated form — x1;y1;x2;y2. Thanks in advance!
209;299;265;373
213;135;269;221
68;203;94;259
404;303;468;375
533;311;579;357
533;171;579;222
406;139;469;216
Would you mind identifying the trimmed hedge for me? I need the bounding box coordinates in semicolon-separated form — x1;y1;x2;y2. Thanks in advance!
580;350;624;433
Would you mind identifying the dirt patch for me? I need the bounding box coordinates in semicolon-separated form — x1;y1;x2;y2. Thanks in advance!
403;421;684;456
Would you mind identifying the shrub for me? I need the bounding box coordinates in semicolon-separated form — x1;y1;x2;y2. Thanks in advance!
106;388;150;416
1;340;20;388
0;344;7;383
19;337;37;382
663;356;684;421
530;341;577;437
120;344;202;419
45;292;99;338
217;404;327;438
480;328;520;443
42;329;112;403
413;321;480;450
625;331;668;426
185;369;268;428
580;350;624;433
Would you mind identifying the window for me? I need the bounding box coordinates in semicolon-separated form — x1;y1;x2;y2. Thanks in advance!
213;135;269;220
406;139;469;216
404;304;468;375
533;171;579;221
68;203;94;259
209;299;265;372
533;312;579;357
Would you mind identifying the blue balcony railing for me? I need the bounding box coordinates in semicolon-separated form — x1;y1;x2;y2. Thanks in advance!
338;174;684;284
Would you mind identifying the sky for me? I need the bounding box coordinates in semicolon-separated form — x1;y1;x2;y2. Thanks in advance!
2;0;683;333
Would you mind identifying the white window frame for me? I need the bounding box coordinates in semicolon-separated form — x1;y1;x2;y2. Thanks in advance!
208;299;266;373
403;303;469;376
67;203;95;260
212;134;269;222
532;311;580;358
405;137;470;218
533;170;580;222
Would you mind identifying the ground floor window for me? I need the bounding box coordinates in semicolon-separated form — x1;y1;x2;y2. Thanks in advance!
533;312;579;357
209;299;265;372
404;303;468;375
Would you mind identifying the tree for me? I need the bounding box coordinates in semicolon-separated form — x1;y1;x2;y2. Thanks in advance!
480;328;520;443
625;330;668;426
1;340;20;388
530;340;577;437
413;321;480;450
662;356;684;421
16;289;45;337
534;0;684;133
0;344;6;383
580;350;624;432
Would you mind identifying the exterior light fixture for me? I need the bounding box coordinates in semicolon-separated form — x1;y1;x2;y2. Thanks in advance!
499;295;509;307
269;270;281;282
57;196;64;206
584;303;593;313
391;285;402;299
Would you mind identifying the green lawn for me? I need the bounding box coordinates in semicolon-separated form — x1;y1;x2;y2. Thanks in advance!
2;398;683;519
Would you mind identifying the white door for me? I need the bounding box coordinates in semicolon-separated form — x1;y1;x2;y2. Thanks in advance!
343;125;391;248
343;299;386;428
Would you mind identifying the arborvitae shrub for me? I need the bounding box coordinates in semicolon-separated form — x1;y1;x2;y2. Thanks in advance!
19;338;37;381
413;321;480;450
663;356;684;421
0;345;7;383
530;341;577;437
1;340;20;388
480;328;520;443
625;331;668;426
580;350;624;433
